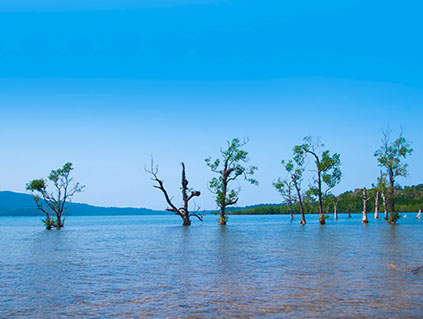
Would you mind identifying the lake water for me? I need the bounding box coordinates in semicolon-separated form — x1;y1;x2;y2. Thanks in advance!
1;214;423;318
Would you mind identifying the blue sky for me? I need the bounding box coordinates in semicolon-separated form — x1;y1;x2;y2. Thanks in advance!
0;0;422;209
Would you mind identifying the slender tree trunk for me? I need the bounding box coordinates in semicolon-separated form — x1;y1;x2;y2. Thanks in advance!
289;201;294;220
381;192;388;220
374;191;380;219
219;178;227;225
388;169;396;223
317;170;325;225
56;215;63;229
362;188;369;223
334;202;338;221
293;181;306;225
317;170;323;217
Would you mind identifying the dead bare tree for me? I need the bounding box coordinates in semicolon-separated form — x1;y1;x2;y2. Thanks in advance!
381;192;388;220
145;160;202;226
374;190;380;220
333;197;339;221
362;187;370;224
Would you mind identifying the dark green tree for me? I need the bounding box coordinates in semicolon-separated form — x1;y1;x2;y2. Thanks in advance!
374;129;413;224
295;137;342;224
206;138;258;225
26;162;84;229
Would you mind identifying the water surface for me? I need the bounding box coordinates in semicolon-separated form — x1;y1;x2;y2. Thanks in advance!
1;214;423;318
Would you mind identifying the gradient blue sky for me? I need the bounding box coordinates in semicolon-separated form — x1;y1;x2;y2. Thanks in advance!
0;0;422;209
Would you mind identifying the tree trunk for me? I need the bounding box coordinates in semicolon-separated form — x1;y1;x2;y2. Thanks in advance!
56;214;63;229
293;181;306;225
374;191;380;219
317;170;323;218
317;170;326;224
381;192;388;220
388;169;396;223
289;201;294;220
182;215;191;226
219;208;226;225
219;172;228;225
334;202;338;221
362;188;369;224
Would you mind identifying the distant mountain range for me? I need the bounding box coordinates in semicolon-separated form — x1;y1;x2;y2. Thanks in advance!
0;190;285;217
0;191;167;216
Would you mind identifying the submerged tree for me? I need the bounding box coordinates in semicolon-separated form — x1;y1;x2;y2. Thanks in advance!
146;160;202;226
295;137;342;224
374;129;413;224
374;171;388;220
326;194;339;221
206;138;258;225
274;152;307;224
273;178;295;220
26;162;84;229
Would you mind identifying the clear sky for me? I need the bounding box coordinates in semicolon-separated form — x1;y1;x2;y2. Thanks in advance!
0;0;422;210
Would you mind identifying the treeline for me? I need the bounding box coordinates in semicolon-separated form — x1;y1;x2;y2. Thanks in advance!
230;184;423;215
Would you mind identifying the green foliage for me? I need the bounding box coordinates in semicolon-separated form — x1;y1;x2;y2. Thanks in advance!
26;162;84;229
374;130;413;179
273;177;294;202
295;137;342;205
388;212;401;223
320;151;342;190
206;138;258;209
41;216;55;229
26;179;46;192
274;152;306;212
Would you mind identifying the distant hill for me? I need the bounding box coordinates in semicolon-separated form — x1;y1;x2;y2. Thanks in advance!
0;191;168;216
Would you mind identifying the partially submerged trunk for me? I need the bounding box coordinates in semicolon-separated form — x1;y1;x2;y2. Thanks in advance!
334;201;338;221
289;201;294;220
362;187;369;224
55;213;64;229
182;215;191;226
317;169;324;222
388;169;396;224
381;192;388;220
317;169;326;225
219;169;229;225
293;180;306;225
219;205;227;225
374;191;380;219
